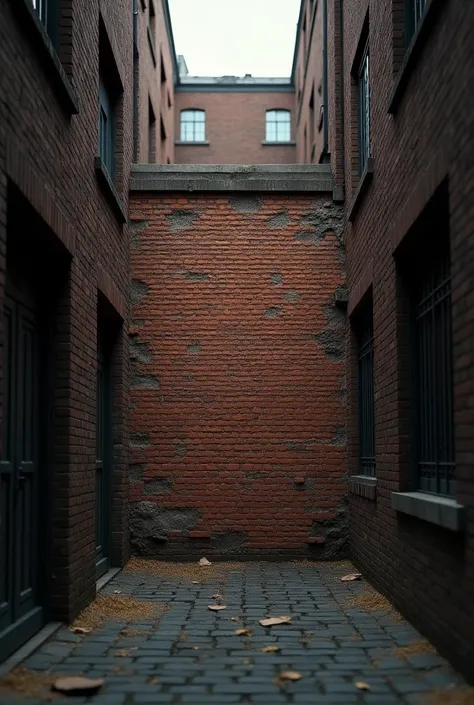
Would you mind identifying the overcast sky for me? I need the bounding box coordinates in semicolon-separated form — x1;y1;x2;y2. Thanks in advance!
168;0;301;77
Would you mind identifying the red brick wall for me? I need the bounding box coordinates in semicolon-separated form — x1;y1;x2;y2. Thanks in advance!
332;0;474;677
0;0;131;623
174;92;296;164
129;191;346;558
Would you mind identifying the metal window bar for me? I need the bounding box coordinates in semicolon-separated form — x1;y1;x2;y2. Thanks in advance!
415;255;455;496
406;0;428;44
357;43;370;175
358;320;375;476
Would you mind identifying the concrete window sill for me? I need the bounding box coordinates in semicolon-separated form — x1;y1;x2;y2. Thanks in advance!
349;475;377;500
94;157;127;225
392;491;464;532
174;141;210;146
261;141;296;146
348;157;374;223
389;0;445;114
10;0;78;115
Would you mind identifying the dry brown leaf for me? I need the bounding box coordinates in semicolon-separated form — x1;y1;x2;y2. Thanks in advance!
230;616;241;622
52;677;104;695
212;592;223;600
340;573;362;582
355;681;372;691
279;671;302;681
149;677;159;685
208;605;227;611
113;590;122;594
262;645;280;653
71;626;92;635
259;616;292;627
235;629;252;636
242;658;251;665
114;649;136;657
199;557;212;566
192;581;201;584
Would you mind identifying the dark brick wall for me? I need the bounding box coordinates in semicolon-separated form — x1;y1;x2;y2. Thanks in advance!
0;0;131;623
128;191;347;559
327;0;474;677
174;92;296;165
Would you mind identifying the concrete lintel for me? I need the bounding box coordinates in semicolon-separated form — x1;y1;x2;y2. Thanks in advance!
130;164;334;193
392;491;464;532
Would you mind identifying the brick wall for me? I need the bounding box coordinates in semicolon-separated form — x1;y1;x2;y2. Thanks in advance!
129;186;347;559
174;91;296;165
331;0;474;677
0;0;131;625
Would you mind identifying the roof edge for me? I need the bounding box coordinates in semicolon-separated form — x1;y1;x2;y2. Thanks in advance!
162;0;179;83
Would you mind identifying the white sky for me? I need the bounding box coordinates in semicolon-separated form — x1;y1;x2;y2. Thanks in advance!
168;0;301;77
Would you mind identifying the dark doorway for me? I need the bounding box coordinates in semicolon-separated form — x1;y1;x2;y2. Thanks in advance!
95;329;112;580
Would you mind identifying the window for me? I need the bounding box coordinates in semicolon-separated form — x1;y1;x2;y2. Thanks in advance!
413;246;454;496
357;303;375;476
99;76;116;179
147;0;157;65
31;0;59;46
357;40;370;174
180;110;206;142
405;0;428;44
265;110;291;143
148;99;156;163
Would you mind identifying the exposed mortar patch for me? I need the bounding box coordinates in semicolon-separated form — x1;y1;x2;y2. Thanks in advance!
267;211;290;228
132;370;161;388
179;271;209;282
131;279;149;307
331;426;347;446
284;290;300;303
130;219;149;248
131;504;201;555
285;440;314;452
130;433;151;450
130;338;153;364
129;463;146;481
271;273;284;286
167;209;198;231
229;196;262;212
211;531;248;554
174;442;187;457
187;342;201;354
245;471;262;480
311;303;346;361
265;306;282;319
310;507;348;560
295;203;344;247
144;478;173;496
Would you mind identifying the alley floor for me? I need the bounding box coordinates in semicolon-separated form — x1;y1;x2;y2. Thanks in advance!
0;561;468;705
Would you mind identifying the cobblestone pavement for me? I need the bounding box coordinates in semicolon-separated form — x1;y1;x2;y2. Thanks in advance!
2;562;466;704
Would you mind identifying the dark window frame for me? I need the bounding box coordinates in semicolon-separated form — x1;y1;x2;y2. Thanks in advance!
356;302;376;477
357;40;371;175
31;0;59;48
413;248;455;497
98;76;116;180
405;0;428;46
180;109;206;142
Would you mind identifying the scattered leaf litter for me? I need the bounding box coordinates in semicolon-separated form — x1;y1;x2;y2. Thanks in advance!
125;557;243;582
394;640;436;658
235;629;252;636
199;557;212;566
341;573;362;582
344;589;403;621
262;645;280;653
423;689;474;705
355;681;372;691
70;593;166;631
0;667;57;699
259;616;292;627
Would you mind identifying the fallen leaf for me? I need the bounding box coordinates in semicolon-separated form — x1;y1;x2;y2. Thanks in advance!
340;573;362;582
71;627;92;635
355;681;372;691
262;645;280;653
149;677;159;685
52;677;105;695
113;590;122;594
193;646;200;650
199;557;212;566
259;616;292;627
192;581;201;585
208;605;227;611
279;671;302;681
212;592;223;600
230;616;241;622
115;649;136;657
235;629;252;636
242;658;251;665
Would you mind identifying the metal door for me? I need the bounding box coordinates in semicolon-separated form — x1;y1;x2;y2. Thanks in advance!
95;338;111;579
0;295;43;661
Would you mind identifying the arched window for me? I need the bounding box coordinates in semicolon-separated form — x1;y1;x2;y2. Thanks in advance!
180;109;206;142
266;110;291;142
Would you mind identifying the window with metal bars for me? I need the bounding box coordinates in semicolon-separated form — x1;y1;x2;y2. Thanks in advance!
357;41;370;174
31;0;59;46
357;305;375;476
414;251;455;496
405;0;428;45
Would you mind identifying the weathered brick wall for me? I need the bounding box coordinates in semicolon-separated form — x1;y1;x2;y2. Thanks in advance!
129;188;347;559
332;0;474;677
174;91;296;165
